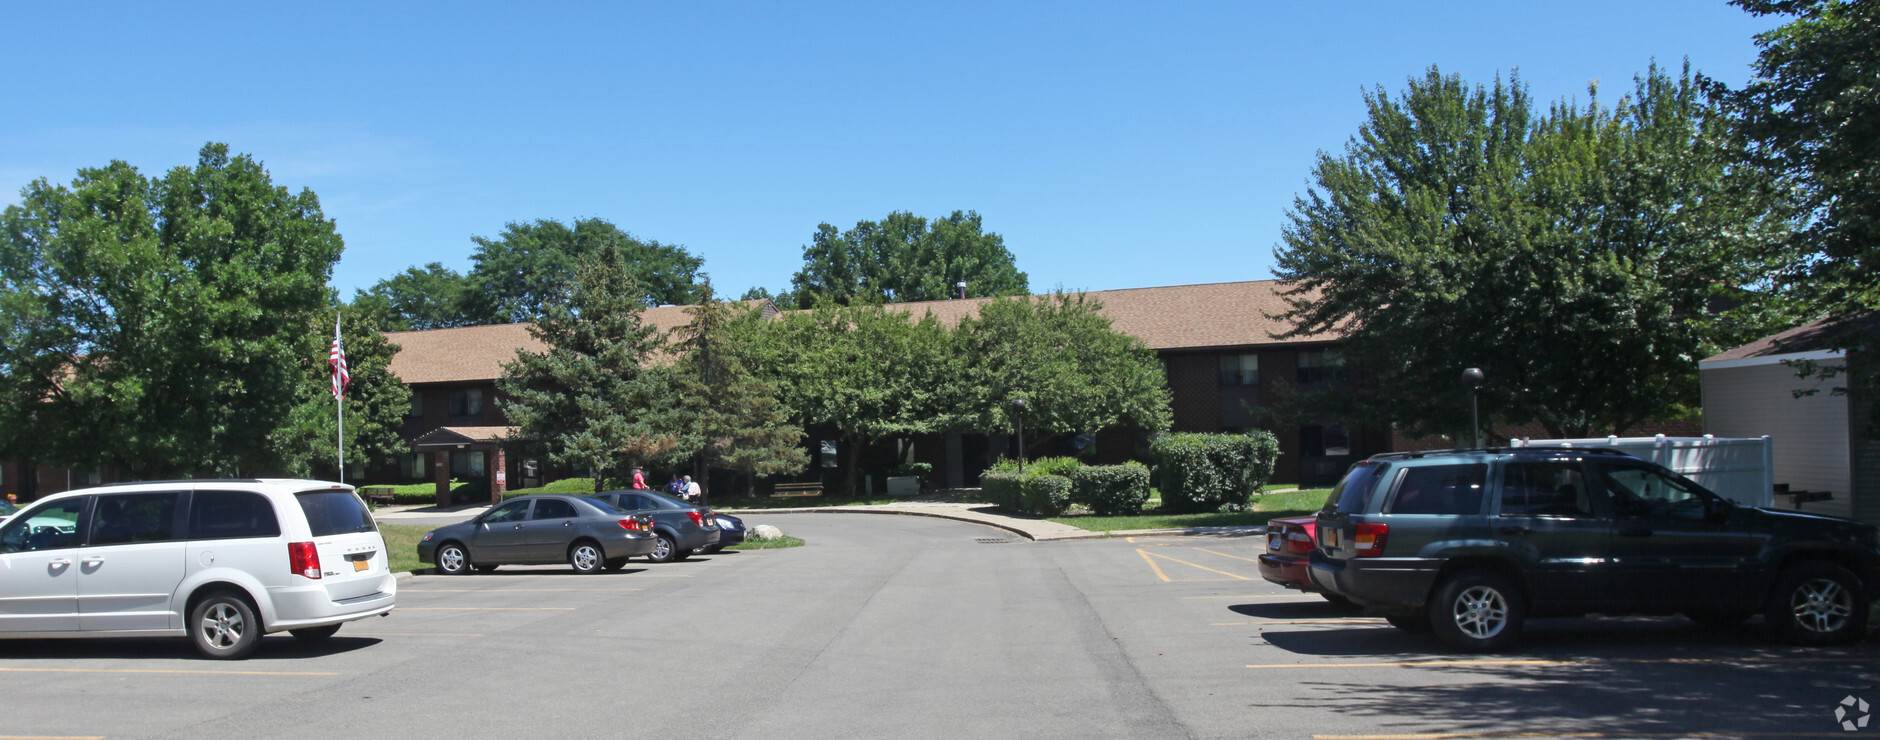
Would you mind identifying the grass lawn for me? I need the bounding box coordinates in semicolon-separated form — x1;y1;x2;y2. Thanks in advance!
729;535;805;549
378;523;432;574
1046;488;1332;532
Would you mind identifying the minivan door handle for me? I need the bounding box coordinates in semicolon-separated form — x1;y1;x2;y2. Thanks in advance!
1499;526;1530;536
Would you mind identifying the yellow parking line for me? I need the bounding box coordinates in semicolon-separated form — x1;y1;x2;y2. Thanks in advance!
1137;549;1174;582
402;588;643;593
1253;656;1878;669
0;667;336;676
397;607;575;611
1139;550;1254;581
1193;547;1263;564
1317;733;1840;739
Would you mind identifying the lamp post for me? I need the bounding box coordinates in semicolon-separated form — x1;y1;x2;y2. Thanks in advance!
956;281;968;300
1461;367;1485;449
1011;398;1027;473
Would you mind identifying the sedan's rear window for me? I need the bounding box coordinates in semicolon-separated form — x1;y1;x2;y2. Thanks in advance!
297;490;377;536
1324;461;1387;515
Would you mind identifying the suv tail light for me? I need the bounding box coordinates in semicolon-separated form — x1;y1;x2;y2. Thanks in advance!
687;511;705;527
289;541;322;579
1353;523;1389;558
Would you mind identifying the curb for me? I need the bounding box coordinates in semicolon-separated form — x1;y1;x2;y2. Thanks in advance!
719;507;1266;542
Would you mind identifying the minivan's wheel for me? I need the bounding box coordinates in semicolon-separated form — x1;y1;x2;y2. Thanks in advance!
290;624;342;645
648;535;680;563
1385;614;1433;633
1429;570;1525;652
1767;561;1867;645
436;542;471;575
568;540;604;574
191;592;261;660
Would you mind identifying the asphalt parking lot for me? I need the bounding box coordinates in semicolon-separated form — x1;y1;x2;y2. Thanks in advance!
2;513;1876;739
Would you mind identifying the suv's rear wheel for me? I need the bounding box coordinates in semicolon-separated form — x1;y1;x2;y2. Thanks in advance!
1429;570;1525;652
1767;561;1867;645
190;591;261;660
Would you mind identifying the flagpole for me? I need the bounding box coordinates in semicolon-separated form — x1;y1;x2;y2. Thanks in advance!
336;312;345;483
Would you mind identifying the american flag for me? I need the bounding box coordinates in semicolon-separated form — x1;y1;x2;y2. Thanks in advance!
329;316;350;400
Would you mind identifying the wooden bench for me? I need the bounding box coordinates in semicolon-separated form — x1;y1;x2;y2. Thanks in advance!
772;482;823;498
359;486;396;508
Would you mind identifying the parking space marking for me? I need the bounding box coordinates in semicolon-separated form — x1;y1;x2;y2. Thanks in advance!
1137;550;1254;581
401;588;644;593
1315;733;1841;739
0;667;337;676
1250;656;1879;669
1192;547;1263;564
1137;548;1175;581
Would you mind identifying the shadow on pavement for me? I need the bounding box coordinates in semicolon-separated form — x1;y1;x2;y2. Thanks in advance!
0;635;382;661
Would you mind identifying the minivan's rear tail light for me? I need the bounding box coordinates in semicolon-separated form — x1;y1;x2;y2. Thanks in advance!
1353;523;1390;558
289;542;322;579
686;511;705;527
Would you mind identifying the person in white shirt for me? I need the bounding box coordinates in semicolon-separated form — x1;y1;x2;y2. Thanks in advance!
682;475;702;503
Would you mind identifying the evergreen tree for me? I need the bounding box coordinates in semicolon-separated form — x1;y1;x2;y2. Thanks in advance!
666;285;808;498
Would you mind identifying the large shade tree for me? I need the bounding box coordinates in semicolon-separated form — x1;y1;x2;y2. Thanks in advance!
1273;65;1792;440
0;143;353;477
663;286;807;498
498;246;683;489
269;309;412;480
466;218;705;325
787;210;1029;308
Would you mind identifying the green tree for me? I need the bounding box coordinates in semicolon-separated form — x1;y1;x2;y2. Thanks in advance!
465;218;705;324
665;285;808;498
0;143;346;477
350;262;474;331
497;246;683;490
952;293;1173;456
787;210;1028;308
268;309;412;479
1719;0;1880;430
761;304;956;494
1273;65;1791;440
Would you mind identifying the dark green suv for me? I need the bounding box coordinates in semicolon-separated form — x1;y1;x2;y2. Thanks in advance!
1308;447;1880;651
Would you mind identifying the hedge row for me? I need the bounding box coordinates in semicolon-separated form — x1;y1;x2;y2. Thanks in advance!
1069;462;1151;516
1148;431;1279;513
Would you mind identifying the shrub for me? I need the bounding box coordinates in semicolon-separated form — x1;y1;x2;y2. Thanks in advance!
1019;474;1074;516
1028;456;1082;478
1070;462;1151;516
980;470;1025;509
1149;431;1280;513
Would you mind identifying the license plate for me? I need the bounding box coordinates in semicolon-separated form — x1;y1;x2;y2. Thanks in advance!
1323;528;1339;548
353;558;370;572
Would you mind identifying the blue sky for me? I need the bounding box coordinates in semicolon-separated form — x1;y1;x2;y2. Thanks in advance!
1;1;1783;300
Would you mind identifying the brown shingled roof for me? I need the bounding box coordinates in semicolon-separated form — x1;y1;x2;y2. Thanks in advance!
384;285;1328;383
1703;316;1871;363
385;303;715;384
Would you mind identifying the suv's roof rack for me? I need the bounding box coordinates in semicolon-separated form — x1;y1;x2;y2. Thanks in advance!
99;478;266;487
1367;446;1635;461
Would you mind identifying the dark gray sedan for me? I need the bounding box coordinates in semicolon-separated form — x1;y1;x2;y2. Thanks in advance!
417;495;658;574
588;490;721;563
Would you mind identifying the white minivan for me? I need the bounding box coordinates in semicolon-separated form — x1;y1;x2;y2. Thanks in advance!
0;479;397;659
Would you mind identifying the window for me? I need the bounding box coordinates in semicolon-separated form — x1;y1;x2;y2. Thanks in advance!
87;492;180;545
1297;349;1347;384
188;491;282;540
531;498;576;520
401;453;428;480
484;500;530;524
451;451;486;477
1500;462;1593;518
297;490;377;536
1386;464;1487;515
1300;425;1352;457
1325;461;1387;515
408;393;425;418
448;389;483;417
0;499;85;552
1598;464;1710;520
1219;354;1259;386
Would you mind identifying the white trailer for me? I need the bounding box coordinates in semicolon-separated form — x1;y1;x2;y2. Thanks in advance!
1509;434;1776;508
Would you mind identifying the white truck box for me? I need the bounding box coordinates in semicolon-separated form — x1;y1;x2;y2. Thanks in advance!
1508;434;1775;508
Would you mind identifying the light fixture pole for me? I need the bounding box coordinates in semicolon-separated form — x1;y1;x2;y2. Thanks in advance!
956;281;968;300
1461;368;1485;449
1012;398;1027;473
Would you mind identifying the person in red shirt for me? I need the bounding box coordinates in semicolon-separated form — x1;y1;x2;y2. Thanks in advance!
631;467;648;490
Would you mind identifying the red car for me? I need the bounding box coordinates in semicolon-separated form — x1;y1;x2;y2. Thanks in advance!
1257;516;1352;607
